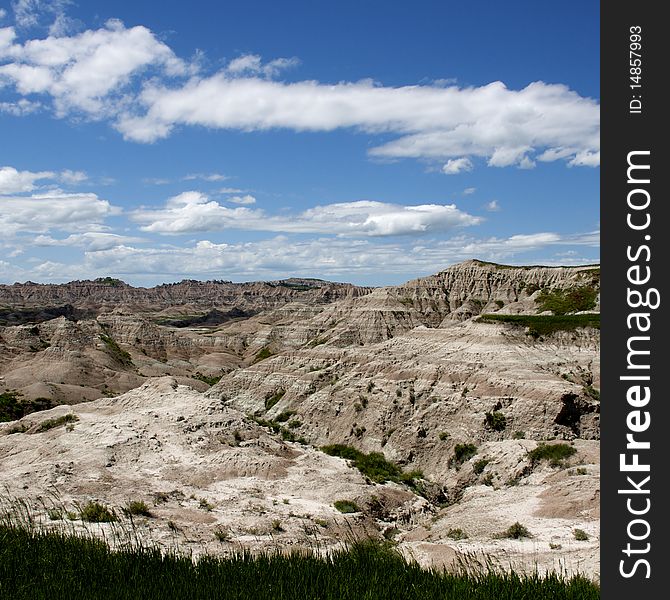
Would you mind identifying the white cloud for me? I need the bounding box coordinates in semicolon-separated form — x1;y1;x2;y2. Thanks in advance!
226;54;300;79
130;192;481;237
0;190;121;235
0;97;41;114
485;200;501;212
58;169;87;184
463;187;476;195
0;165;54;193
0;9;7;21
34;231;144;250
442;157;473;175
182;172;228;182
0;19;189;117
114;76;599;169
227;194;255;205
218;187;244;194
1;20;599;170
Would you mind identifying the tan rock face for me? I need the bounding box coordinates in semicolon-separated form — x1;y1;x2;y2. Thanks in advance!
0;261;600;579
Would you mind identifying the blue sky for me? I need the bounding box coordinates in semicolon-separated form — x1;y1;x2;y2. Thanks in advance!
0;1;599;286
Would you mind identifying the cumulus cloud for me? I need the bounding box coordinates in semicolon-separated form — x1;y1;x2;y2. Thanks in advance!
130;192;481;237
0;165;54;193
0;19;189;117
1;20;599;170
0;190;120;235
112;76;599;169
442;158;473;175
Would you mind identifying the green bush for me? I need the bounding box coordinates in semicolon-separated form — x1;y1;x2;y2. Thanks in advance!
80;501;117;523
253;347;274;363
536;286;598;315
192;372;222;386
473;459;490;475
321;444;421;486
484;411;507;432
264;389;285;411
573;529;589;541
528;443;577;468
503;522;532;539
36;414;79;433
476;314;600;337
333;500;359;514
446;528;468;540
124;501;152;518
450;443;477;467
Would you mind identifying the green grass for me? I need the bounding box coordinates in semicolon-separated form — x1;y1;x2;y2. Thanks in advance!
321;445;421;486
0;524;599;600
123;500;152;518
476;314;600;337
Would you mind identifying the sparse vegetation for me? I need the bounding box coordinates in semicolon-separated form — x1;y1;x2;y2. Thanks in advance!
527;443;577;468
1;391;55;423
214;528;230;542
438;431;449;441
513;431;525;439
450;443;477;467
321;444;421;486
124;500;152;518
99;334;133;366
80;501;117;523
198;498;214;512
192;372;223;386
473;459;490;475
484;411;507;432
253;347;274;363
264;389;285;411
536;285;598;315
501;522;532;540
573;529;589;541
476;313;600;337
446;528;469;540
333;500;359;514
35;414;79;433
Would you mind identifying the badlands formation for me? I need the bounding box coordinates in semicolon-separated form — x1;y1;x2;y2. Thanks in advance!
0;260;600;578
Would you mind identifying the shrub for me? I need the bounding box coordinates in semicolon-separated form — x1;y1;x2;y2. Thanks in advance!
80;501;117;523
446;528;468;540
503;522;531;539
438;431;449;441
264;389;285;411
528;443;577;468
573;529;589;541
214;528;230;542
536;285;598;315
321;444;421;486
192;372;222;386
275;410;296;423
476;313;600;336
271;519;284;532
253;347;274;363
450;443;477;467
513;431;525;439
124;500;152;517
198;498;214;512
36;414;79;433
333;500;359;514
99;334;133;366
473;459;490;475
484;411;507;432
